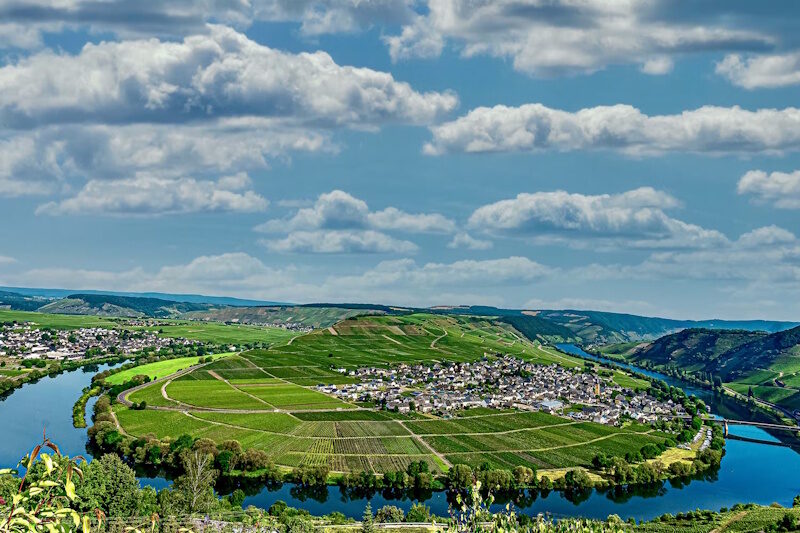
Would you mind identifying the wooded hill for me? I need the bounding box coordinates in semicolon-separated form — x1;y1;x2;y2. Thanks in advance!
613;326;800;413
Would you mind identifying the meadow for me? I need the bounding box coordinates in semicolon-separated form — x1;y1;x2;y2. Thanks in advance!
105;352;234;385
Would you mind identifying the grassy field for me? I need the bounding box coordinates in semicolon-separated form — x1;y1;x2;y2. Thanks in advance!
113;313;672;475
105;352;234;385
612;371;650;390
0;309;118;329
0;309;299;345
141;322;298;345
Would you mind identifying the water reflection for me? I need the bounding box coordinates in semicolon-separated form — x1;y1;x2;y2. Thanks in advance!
1;353;799;523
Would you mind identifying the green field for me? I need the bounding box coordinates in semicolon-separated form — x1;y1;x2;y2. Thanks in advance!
0;309;118;329
0;309;299;345
114;401;666;474
612;370;650;390
142;322;298;344
112;313;672;475
105;352;234;385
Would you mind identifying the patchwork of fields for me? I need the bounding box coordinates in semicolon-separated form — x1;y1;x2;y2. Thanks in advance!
114;313;669;474
115;403;666;474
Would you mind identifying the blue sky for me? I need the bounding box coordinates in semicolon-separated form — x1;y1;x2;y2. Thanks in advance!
1;1;800;320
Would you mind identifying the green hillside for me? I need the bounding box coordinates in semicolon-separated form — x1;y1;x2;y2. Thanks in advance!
535;309;796;344
0;290;51;312
38;293;213;318
607;327;800;414
182;305;381;328
497;314;579;343
630;328;762;372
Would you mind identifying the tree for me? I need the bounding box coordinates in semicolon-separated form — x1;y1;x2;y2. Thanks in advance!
563;469;592;489
448;464;474;489
592;453;612;471
512;466;535;487
171;450;218;513
375;505;404;523
361;502;375;533
215;450;236;473
405;502;431;523
240;448;272;471
76;454;140;517
229;488;246;508
794;494;800;508
610;458;633;484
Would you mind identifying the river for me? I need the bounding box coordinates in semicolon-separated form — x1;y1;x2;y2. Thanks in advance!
1;350;799;522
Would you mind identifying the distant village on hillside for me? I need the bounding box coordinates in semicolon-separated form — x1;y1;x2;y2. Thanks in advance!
0;322;194;360
320;356;687;426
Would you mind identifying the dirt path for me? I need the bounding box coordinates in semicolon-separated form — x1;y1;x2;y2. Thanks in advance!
398;420;452;468
710;511;747;532
117;362;210;406
381;334;404;346
206;367;275;408
430;328;448;349
443;429;656;455
328;326;338;336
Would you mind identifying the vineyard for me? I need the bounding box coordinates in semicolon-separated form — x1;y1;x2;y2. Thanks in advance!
113;313;673;475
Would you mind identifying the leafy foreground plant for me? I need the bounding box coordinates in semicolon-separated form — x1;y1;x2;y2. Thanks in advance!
3;437;799;532
0;433;104;533
447;482;627;533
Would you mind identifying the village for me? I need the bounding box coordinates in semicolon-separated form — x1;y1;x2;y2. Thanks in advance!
0;322;193;360
319;355;687;426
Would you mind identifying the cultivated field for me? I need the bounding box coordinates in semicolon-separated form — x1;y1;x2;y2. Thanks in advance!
114;313;669;474
105;352;234;385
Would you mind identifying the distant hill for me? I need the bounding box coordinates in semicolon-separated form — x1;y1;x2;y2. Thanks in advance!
625;328;764;371
0;290;50;312
0;286;285;307
713;326;800;380
1;286;797;347
496;314;579;343
614;327;800;413
533;309;797;344
37;294;214;318
182;305;384;329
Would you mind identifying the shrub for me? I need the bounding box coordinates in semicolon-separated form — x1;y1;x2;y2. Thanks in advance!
405;502;431;523
375;505;405;523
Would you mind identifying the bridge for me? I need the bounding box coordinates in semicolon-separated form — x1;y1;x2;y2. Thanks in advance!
708;418;799;437
665;414;798;437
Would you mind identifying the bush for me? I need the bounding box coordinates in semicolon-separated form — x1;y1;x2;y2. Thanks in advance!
405;502;431;523
239;448;272;471
375;505;405;523
563;469;593;489
448;464;474;489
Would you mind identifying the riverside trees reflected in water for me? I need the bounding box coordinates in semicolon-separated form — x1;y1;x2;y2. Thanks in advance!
1;349;799;522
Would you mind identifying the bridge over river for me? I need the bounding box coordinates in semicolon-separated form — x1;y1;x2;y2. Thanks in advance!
714;418;800;438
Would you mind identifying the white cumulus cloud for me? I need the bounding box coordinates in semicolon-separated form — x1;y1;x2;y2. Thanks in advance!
447;232;493;250
261;230;418;254
385;0;772;76
36;172;268;216
425;103;800;156
738;169;800;209
257;189;456;233
0;25;457;130
716;53;800;89
468;188;726;250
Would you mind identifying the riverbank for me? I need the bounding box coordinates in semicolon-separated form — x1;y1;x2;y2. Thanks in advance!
2;345;800;522
555;343;800;446
0;353;132;399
